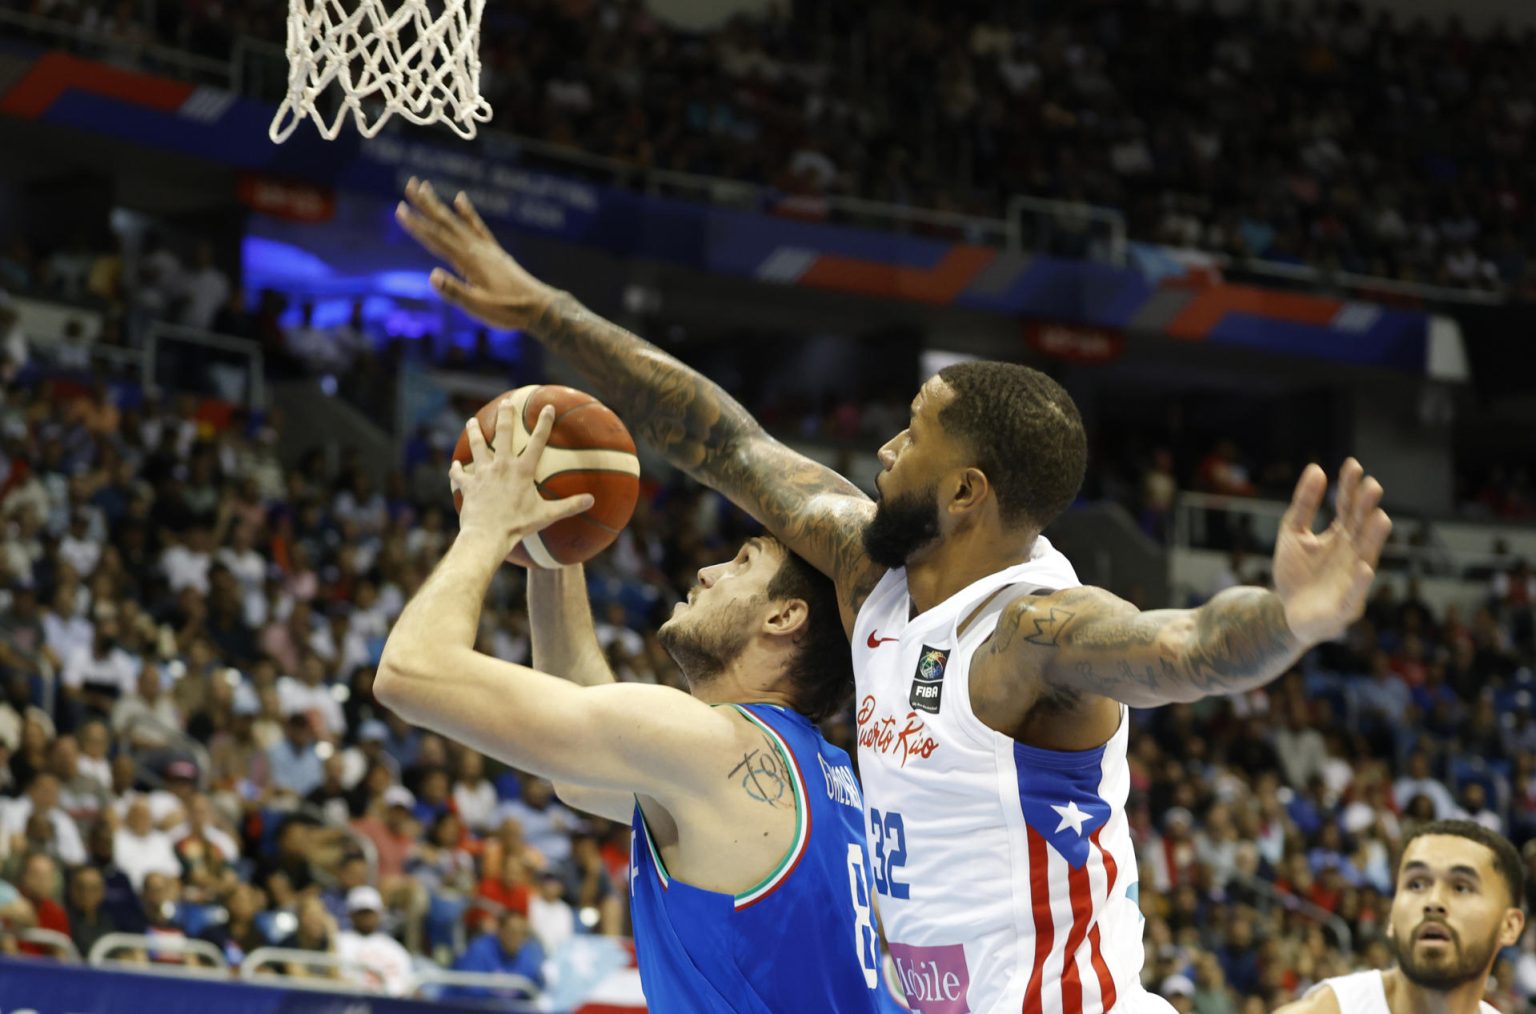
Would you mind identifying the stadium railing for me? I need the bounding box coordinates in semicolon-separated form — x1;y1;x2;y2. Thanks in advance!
0;5;234;88
240;946;377;989
411;967;544;1009
1169;490;1535;615
17;927;82;962
87;931;232;977
1226;871;1354;954
144;322;266;407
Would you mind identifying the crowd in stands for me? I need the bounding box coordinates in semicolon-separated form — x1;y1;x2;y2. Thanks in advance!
7;0;1536;295
0;373;655;1000
0;340;1534;1008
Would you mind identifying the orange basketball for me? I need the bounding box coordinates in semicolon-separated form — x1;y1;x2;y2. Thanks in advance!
451;385;640;568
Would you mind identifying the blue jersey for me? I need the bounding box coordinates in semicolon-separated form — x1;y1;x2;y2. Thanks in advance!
629;703;882;1013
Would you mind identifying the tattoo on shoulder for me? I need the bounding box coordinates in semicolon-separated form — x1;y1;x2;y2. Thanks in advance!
990;597;1079;656
727;734;793;807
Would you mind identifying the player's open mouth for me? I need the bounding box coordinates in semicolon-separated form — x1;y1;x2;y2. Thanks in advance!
1415;923;1452;943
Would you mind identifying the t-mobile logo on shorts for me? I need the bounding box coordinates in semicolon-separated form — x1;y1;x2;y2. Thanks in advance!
888;942;970;1013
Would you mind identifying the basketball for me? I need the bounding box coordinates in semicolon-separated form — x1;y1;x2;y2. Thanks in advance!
451;385;640;568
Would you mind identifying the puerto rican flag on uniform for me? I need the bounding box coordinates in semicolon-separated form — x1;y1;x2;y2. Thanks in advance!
1014;742;1125;1014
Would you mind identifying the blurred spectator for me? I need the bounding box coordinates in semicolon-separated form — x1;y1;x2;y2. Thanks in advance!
197;882;265;967
112;795;179;890
2;772;87;866
337;885;414;997
267;712;324;797
65;863;116;956
447;909;546;1001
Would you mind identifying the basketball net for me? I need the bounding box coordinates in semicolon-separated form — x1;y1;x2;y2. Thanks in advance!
269;0;493;143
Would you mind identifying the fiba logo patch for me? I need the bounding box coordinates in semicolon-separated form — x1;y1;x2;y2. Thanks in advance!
909;645;950;714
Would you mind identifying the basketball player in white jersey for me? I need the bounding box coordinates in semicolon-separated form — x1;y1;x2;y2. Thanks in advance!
1278;820;1524;1014
399;180;1394;1013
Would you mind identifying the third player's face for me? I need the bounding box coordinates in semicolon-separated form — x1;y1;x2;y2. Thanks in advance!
1387;835;1522;991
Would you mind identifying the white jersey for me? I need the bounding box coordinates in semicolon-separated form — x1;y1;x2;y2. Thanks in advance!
853;538;1170;1014
1309;970;1500;1013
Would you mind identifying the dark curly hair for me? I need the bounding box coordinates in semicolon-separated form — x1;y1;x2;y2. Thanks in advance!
936;361;1087;530
765;541;853;723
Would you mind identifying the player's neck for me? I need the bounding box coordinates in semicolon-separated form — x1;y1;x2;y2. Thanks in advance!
1382;967;1487;1014
905;524;1037;615
686;647;799;713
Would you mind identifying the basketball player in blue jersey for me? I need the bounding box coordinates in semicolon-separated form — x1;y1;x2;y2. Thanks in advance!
400;182;1393;1012
375;397;886;1012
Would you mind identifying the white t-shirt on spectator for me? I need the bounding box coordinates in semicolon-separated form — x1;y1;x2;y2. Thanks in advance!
62;645;140;698
337;929;415;996
112;694;182;748
110;790;186;828
58;534;101;576
0;798;87;866
162;543;211;594
529;894;575;955
180;266;231;330
168;822;240;862
278;677;347;739
113;826;181;890
44;611;95;661
77;754;112;790
453;780;500;835
218;546;268;608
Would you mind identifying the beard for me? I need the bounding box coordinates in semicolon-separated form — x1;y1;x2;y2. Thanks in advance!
861;483;941;569
1389;922;1499;992
657;595;760;686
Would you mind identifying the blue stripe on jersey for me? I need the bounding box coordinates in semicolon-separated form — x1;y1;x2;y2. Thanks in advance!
1013;738;1113;869
629;704;881;1013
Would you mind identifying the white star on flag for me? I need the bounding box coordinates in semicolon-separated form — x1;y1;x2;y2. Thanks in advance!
1051;800;1091;836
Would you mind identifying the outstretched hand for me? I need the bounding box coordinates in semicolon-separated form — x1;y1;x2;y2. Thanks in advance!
396;177;558;330
450;397;594;555
1272;458;1393;645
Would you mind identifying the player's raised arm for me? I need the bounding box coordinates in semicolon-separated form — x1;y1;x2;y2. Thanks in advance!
973;460;1393;714
396;179;882;627
374;400;745;807
526;564;642;820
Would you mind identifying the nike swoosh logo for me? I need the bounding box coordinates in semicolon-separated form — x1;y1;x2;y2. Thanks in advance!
867;631;898;648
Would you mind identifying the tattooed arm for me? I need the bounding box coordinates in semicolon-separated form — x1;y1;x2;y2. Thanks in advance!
396;179;884;628
974;586;1304;719
973;460;1392;725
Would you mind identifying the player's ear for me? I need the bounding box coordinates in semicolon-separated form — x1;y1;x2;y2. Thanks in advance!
763;598;808;637
1499;907;1525;949
949;466;989;514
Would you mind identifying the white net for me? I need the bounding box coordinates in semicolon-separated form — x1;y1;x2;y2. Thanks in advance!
269;0;493;143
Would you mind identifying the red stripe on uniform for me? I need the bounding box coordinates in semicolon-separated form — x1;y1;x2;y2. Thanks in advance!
1022;828;1056;1014
1088;829;1119;1011
1088;924;1116;1010
1091;828;1119;894
1058;858;1095;1013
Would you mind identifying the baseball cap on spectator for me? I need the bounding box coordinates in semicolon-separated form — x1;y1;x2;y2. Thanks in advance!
383;786;415;809
346;886;384;913
165;759;198;782
1164;807;1194;831
359;719;389;743
1161;974;1195;998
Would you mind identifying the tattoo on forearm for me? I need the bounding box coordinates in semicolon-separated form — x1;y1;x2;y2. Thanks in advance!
728;735;792;807
997;587;1300;708
532;293;883;612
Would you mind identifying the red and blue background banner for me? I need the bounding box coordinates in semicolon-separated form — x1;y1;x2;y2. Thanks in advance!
0;43;1430;374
